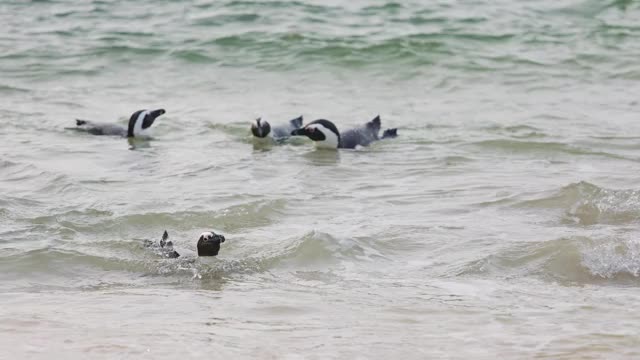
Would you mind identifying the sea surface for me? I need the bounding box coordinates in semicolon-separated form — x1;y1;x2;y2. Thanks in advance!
2;0;640;358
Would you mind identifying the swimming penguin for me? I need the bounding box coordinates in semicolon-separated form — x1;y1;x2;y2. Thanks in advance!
251;115;303;140
73;109;165;138
290;115;397;149
143;230;226;258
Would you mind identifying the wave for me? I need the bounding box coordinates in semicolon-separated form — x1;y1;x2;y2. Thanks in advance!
89;45;166;57
201;32;521;68
0;230;385;290
480;124;548;139
223;0;340;13
471;139;635;161
169;50;216;63
3;0;638;78
0;160;88;200
192;13;261;26
460;235;640;285
516;181;640;226
8;184;390;283
0;84;30;94
26;199;289;234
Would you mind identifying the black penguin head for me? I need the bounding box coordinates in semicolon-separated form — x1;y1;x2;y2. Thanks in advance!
197;231;226;257
291;119;341;149
127;108;166;138
251;118;271;138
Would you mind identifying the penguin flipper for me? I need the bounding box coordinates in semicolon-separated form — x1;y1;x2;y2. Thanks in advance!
160;230;169;248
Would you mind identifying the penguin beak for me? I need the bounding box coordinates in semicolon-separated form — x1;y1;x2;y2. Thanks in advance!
141;109;165;130
291;128;306;136
150;109;166;119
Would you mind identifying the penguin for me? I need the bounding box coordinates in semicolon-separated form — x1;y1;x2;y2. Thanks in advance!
73;109;165;138
290;115;397;149
251;115;303;140
143;230;226;258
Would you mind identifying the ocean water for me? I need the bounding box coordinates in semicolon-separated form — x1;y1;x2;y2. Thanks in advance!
2;0;640;358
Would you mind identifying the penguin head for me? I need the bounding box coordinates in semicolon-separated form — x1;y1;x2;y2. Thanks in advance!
127;109;166;138
251;118;271;138
197;231;226;257
291;119;340;149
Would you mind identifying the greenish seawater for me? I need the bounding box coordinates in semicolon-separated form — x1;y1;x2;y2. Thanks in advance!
2;0;640;358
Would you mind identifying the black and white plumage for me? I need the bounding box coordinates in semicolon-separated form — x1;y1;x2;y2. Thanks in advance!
143;230;227;258
197;231;226;257
290;115;397;149
251;116;303;140
74;109;166;138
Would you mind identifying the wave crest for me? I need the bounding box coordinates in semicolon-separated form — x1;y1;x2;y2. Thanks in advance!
517;181;640;225
462;235;640;284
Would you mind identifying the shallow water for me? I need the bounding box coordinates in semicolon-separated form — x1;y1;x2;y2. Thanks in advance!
2;0;640;358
